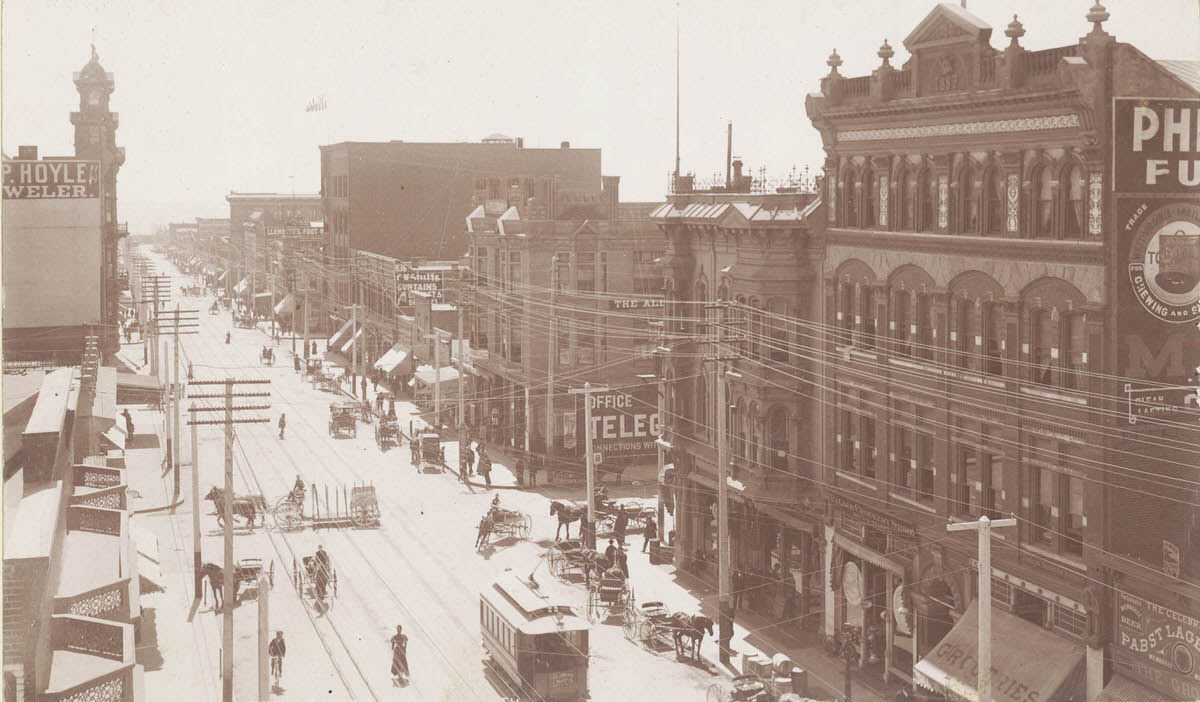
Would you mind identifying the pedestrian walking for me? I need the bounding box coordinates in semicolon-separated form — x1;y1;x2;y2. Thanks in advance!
225;331;231;344
294;356;302;373
187;362;194;381
614;509;629;546
372;374;378;392
268;631;286;686
390;625;409;684
278;413;287;440
314;545;331;601
604;539;617;565
439;446;446;468
642;516;657;553
122;408;134;438
376;394;383;414
514;458;526;487
310;341;317;357
361;376;367;400
463;446;475;474
617;546;629;578
478;452;492;486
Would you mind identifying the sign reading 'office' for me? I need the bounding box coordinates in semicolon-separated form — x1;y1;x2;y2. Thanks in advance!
2;160;100;199
1113;98;1200;194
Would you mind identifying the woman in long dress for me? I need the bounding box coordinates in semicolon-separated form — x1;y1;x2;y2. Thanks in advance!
390;625;409;682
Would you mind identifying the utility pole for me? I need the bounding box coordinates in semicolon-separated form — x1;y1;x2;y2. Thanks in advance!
151;307;198;504
258;572;270;700
705;300;740;665
270;271;277;339
138;275;170;377
457;307;466;429
350;303;361;392
191;407;200;598
947;514;1017;702
568;382;609;550
303;271;311;360
187;378;271;702
547;265;556;460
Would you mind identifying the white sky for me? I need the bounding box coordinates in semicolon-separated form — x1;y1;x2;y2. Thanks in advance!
3;0;1197;235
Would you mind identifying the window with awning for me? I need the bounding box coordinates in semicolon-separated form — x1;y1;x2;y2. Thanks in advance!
913;599;1084;702
373;343;410;373
327;319;354;348
273;293;294;316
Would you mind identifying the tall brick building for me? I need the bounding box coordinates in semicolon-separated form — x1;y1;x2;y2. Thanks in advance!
805;3;1200;700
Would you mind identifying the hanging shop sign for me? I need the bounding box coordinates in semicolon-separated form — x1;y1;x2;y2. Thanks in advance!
395;266;445;305
830;493;916;537
265;227;322;240
1116;591;1200;697
842;562;862;606
1113;98;1200;194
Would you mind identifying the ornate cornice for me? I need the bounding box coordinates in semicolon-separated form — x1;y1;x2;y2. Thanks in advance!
838;113;1081;143
820;87;1079;122
827;227;1108;266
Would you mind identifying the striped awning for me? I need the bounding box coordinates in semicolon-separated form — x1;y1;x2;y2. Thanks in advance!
340;327;362;353
373;343;410;373
328;319;354;349
1094;675;1160;702
233;278;248;294
273;294;294;316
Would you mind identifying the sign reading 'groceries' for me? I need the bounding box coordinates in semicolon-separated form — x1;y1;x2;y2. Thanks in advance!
581;388;661;458
2;160;100;199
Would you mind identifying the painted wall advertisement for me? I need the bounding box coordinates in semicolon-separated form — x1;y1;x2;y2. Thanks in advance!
1112;98;1200;194
1115;592;1200;700
1;159;102;328
395;265;445;305
576;387;661;460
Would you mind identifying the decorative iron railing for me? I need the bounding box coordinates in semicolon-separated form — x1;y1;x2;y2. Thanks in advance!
54;579;132;621
43;664;135;702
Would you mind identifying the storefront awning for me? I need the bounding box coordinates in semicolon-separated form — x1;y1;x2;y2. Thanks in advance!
373;343;411;373
340;327;362;353
273;293;294;316
914;600;1084;702
217;271;228;282
233;277;248;294
328;319;354;349
1094;674;1161;702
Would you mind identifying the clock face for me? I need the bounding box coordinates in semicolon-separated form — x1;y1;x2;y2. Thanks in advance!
88;90;101;106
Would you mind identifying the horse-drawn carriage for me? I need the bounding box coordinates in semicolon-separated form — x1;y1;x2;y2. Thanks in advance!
260;346;275;366
349;400;372;424
294;550;337;606
487;505;532;541
309;366;340;393
329;403;358;438
199;558;274;609
181;284;203;297
209;301;220;315
349;484;381;528
587;568;632;621
375;415;399;449
623;600;680;647
547;538;600;581
595;499;657;534
272;481;380;530
234;314;257;329
415;430;443;471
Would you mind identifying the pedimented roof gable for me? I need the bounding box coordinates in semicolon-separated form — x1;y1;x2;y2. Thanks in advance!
904;2;992;50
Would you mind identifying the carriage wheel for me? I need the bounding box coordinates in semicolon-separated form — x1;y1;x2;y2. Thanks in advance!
639;620;657;643
623;610;638;640
519;514;532;540
706;684;729;702
547;548;560;575
274;503;301;531
350;499;372;528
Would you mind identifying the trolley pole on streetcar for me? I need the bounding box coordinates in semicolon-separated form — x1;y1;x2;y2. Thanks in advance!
568;383;609;550
947;514;1017;702
187;378;271;702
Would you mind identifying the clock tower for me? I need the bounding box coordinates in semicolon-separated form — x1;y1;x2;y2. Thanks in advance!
70;44;126;353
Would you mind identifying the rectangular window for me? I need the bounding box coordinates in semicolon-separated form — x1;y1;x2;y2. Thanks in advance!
895;427;915;493
839;409;856;473
860;416;876;479
1065;475;1084;557
577;252;595;292
983;454;1002;519
916;295;933;360
1032;467;1055;546
859;287;875;350
954;445;974;517
916;432;935;503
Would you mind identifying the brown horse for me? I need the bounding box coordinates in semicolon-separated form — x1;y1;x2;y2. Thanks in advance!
671;614;714;659
205;486;262;528
549;501;585;540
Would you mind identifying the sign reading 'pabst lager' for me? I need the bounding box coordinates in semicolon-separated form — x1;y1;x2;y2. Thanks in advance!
2;160;100;199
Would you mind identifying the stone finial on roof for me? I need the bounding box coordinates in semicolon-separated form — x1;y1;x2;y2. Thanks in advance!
877;39;894;67
1086;2;1110;32
827;48;843;74
1004;14;1025;46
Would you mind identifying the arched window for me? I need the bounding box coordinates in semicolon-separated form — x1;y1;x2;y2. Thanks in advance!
893;289;912;357
1031;307;1057;384
1064;165;1086;238
982;301;1004;375
921;170;938;232
862;167;877;228
843;170;858;227
984;168;1004;235
1033;167;1054;238
916;293;934;360
954;297;976;369
960;165;978;233
859;285;875;349
768;407;788;469
839;283;856;346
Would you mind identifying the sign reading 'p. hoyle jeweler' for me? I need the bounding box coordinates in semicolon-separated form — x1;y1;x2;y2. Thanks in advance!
2;160;100;199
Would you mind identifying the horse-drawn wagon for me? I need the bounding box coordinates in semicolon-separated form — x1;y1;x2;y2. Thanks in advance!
587;569;632;622
204;486;267;529
375;415;399;449
294;549;337;606
349;484;381;528
329;403;357;438
547;539;599;581
234;313;257;329
199;558;274;609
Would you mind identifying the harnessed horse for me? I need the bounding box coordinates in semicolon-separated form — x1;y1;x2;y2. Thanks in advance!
671;613;714;659
549;501;585;540
205;486;262;528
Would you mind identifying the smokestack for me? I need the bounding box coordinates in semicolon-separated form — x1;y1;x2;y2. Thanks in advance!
560;141;571;149
17;145;37;160
725;122;733;189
